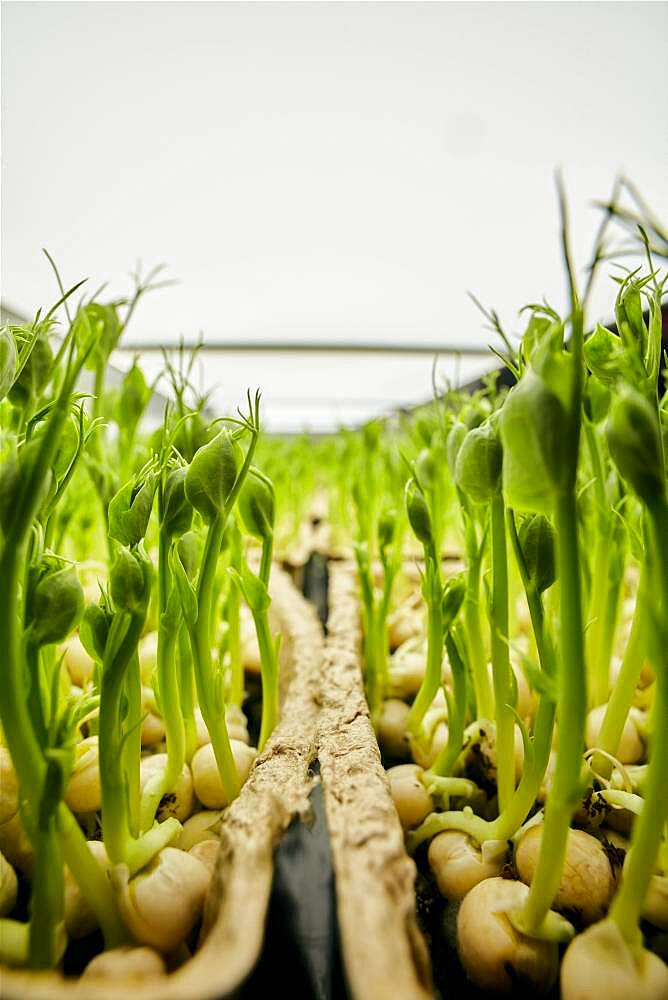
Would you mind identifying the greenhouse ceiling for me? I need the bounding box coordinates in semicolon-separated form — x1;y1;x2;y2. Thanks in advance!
2;2;667;432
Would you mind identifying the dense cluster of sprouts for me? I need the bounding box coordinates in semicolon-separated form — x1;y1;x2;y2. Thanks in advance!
0;180;666;997
243;181;668;997
332;192;668;996
0;269;280;975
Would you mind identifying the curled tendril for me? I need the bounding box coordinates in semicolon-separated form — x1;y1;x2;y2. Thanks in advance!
584;747;632;792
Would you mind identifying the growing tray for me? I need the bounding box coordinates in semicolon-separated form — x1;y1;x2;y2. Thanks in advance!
1;566;323;1000
317;561;432;1000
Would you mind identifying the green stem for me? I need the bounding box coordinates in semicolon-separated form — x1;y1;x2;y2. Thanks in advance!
586;534;611;704
376;555;397;706
504;508;558;824
0;920;29;966
90;360;114;561
463;518;494;719
98;614;140;863
522;490;587;934
0;541;47;832
594;560;648;778
140;624;184;831
585;516;624;709
255;610;279;752
141;520;187;829
28;818;63;969
92;360;105;426
259;532;272;588
431;477;444;564
57;804;127;946
364;608;381;723
227;525;243;707
256;534;279;751
490;693;555;841
356;549;382;722
25;638;48;748
100;612;180;872
609;497;668;946
490;493;514;812
178;625;197;762
190;513;239;801
123;653;142;838
430;632;467;777
407;554;443;735
157;524;170;617
374;609;388;711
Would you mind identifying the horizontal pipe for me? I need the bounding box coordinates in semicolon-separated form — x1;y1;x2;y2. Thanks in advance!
117;340;489;356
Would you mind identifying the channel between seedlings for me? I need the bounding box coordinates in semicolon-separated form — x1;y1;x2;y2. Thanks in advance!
318;560;433;1000
1;566;323;1000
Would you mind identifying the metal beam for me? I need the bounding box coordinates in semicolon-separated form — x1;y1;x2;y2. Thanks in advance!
117;340;489;356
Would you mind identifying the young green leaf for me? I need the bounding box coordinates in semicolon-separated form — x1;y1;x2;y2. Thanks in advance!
405;477;433;546
80;601;114;663
170;536;198;627
228;561;271;614
29;565;84;646
237;467;275;541
109;545;152;614
607;388;665;505
162;466;193;539
185;429;242;523
584;324;629;388
108;474;158;547
499;370;568;513
454;420;503;503
0;327;18;401
518;514;557;593
441;574;466;633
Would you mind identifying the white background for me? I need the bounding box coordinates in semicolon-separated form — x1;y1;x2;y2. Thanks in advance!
3;1;667;431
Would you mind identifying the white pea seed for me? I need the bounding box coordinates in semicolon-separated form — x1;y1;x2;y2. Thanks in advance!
81;945;166;980
585;704;644;765
457;877;559;993
65;736;101;814
515;824;615;925
191;740;257;809
113;847;210;952
176;810;224;851
428;830;505;901
377;699;411;759
139;754;194;822
561;919;668;1000
61;634;95;686
386;764;432;830
64;840;108;938
0;850;18;917
138;631;159;685
189;839;219;875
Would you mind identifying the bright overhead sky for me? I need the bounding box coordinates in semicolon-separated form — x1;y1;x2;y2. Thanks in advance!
2;1;667;431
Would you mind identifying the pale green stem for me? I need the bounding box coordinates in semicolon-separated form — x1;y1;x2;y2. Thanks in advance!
123;654;142;838
594;561;648;778
99;613;180;873
407;553;443;735
463;517;494;718
490;493;514;812
522;490;587;934
140;624;184;831
190;513;239;801
227;525;243;707
29;817;63;968
609;498;668;946
179;625;197;762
